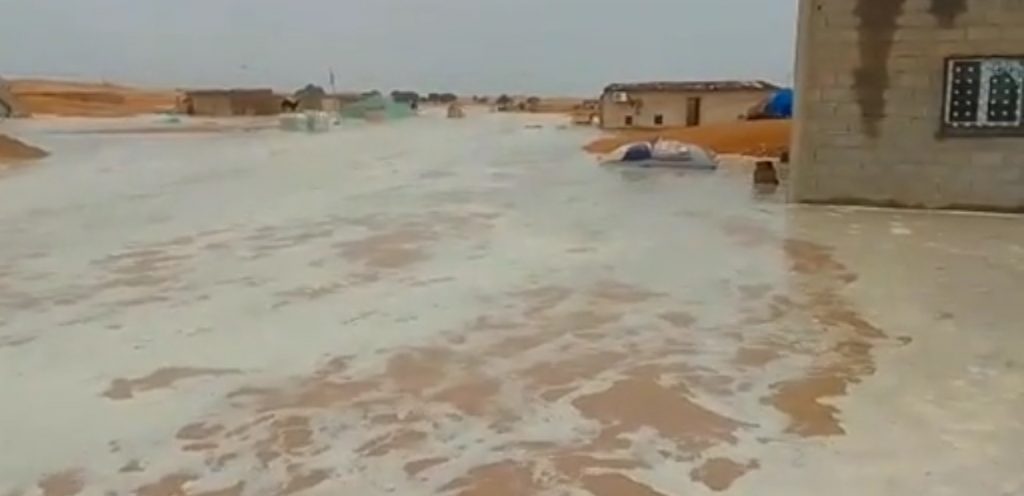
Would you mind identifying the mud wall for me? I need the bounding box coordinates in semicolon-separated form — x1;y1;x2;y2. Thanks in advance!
187;90;281;117
791;0;1024;211
600;90;773;130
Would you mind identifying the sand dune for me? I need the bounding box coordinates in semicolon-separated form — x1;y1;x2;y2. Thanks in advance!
9;79;180;117
585;119;791;158
0;133;48;162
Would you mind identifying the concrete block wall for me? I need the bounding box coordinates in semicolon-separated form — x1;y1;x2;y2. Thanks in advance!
791;0;1024;211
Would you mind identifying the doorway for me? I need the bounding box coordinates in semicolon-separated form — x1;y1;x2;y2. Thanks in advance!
686;97;702;127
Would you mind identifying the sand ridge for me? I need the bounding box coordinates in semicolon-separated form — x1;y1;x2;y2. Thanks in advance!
0;133;48;163
584;119;791;158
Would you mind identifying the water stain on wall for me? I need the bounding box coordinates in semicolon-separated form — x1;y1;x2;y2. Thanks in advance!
853;0;907;138
930;0;968;28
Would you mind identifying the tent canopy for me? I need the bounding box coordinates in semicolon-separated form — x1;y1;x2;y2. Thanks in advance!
603;140;718;170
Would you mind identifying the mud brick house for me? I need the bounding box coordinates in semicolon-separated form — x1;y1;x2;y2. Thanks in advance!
182;89;282;116
599;81;779;130
792;0;1024;210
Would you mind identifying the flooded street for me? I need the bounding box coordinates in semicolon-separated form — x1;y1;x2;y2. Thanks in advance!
1;111;1023;495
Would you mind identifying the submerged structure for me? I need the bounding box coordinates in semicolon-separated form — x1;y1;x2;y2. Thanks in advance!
601;140;719;170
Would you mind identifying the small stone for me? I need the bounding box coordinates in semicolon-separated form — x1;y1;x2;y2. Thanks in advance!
754;161;780;185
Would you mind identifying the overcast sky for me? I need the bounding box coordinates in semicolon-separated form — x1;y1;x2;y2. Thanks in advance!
0;0;798;95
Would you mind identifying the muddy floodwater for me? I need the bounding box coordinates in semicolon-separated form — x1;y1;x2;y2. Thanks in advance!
1;111;1023;495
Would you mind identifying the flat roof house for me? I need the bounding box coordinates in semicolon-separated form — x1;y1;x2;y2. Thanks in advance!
599;80;779;130
791;0;1024;211
182;89;282;117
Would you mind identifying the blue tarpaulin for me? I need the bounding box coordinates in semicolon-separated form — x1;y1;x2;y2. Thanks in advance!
764;88;794;119
621;143;653;162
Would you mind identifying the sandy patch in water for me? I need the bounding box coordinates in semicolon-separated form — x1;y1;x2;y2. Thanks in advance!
37;470;84;496
103;368;241;400
689;457;760;491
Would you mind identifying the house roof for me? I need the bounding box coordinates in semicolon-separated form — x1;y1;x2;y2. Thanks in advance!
603;80;780;94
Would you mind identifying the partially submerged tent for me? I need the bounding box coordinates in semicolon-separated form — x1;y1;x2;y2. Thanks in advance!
602;140;718;170
340;94;415;121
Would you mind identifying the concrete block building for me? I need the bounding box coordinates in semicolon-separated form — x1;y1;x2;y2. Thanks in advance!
792;0;1024;211
599;81;778;130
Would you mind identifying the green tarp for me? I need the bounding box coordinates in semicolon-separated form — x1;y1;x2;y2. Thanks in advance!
339;94;415;121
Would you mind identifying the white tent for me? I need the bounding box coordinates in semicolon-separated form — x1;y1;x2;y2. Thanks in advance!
601;140;718;170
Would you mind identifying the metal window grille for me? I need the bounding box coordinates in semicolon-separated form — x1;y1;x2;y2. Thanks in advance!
944;57;1024;135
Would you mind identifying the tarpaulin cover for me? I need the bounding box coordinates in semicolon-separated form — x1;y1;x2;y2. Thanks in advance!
622;143;653;161
602;140;718;170
764;88;793;119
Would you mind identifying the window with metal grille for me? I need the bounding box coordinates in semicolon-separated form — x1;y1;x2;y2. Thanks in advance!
943;56;1024;136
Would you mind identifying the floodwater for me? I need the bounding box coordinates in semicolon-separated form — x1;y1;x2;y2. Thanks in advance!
1;111;1023;496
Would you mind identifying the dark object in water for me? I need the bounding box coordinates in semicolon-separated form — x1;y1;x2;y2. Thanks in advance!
622;143;653;162
603;141;718;170
754;160;780;185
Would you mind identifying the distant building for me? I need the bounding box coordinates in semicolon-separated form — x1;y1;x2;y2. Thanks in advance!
572;99;600;125
599;81;779;130
322;93;363;113
293;84;327;111
182;89;281;116
792;0;1024;211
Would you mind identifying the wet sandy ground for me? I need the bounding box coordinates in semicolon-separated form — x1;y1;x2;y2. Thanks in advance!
1;112;1023;495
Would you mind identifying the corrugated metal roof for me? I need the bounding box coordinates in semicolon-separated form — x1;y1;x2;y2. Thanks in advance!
603;80;780;93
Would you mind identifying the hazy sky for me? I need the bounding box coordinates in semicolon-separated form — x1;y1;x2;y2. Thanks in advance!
0;0;798;95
